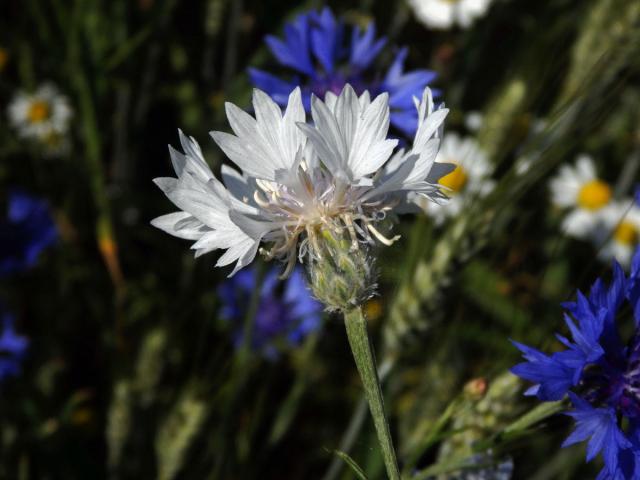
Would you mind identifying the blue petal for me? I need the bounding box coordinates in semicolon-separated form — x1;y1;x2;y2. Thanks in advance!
309;7;343;74
264;13;315;76
218;266;323;358
510;340;576;400
0;311;29;382
1;190;58;277
384;47;409;86
234;268;256;293
564;393;630;470
349;23;386;70
627;247;640;327
383;47;438;108
390;109;420;137
247;68;298;106
284;268;322;323
387;70;438;110
260;268;280;297
611;447;640;480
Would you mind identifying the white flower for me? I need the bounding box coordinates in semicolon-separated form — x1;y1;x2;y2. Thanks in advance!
593;200;640;268
549;155;612;240
8;83;72;142
413;133;494;224
152;85;450;277
408;0;493;29
464;111;484;132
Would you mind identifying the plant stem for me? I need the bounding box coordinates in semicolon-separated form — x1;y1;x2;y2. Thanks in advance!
322;358;394;480
344;307;400;480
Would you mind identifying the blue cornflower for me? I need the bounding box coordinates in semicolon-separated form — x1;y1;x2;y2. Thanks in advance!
248;7;438;137
0;311;29;382
0;189;58;277
218;265;322;359
511;248;640;479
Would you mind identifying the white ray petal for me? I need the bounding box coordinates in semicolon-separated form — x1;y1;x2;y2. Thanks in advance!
150;212;209;240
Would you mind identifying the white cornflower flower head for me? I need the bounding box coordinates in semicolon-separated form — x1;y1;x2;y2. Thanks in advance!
408;0;493;30
7;83;72;142
152;85;451;278
413;132;494;224
549;155;612;240
593;200;640;269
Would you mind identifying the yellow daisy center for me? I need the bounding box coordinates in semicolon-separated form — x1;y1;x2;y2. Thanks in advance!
438;164;468;194
614;221;638;246
28;100;51;124
577;180;611;211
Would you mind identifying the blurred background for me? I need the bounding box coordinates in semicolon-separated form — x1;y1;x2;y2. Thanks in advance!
1;0;639;478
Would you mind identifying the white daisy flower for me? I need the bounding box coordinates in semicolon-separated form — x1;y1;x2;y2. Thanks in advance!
7;83;72;142
152;85;451;278
549;155;612;239
464;111;484;132
408;0;493;30
413;133;494;224
594;200;640;268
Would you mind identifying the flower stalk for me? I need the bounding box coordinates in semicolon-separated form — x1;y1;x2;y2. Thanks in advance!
344;307;400;480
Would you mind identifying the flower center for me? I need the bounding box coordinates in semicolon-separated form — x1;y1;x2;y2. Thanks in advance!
310;75;365;98
577;180;611;210
255;163;399;278
438;164;467;194
614;221;639;246
620;338;640;416
28;101;51;124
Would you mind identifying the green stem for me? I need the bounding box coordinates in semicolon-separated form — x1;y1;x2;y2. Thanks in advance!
344;307;400;480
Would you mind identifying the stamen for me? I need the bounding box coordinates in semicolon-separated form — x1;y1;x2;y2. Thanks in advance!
342;214;360;250
254;190;270;209
367;223;401;246
307;227;324;260
279;249;297;279
255;178;274;193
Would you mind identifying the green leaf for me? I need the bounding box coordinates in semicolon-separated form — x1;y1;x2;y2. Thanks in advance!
327;449;369;480
502;399;566;437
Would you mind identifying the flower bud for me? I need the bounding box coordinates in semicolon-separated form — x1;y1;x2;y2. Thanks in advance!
306;228;376;312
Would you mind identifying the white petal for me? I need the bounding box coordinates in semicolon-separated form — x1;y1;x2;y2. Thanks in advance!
150;212;208;240
426;161;457;184
220;165;257;204
211;88;306;182
349;92;396;177
165;188;229;228
210;130;275;180
229;209;274;240
153;177;178;194
225;102;258;138
414;108;449;151
307;94;348;175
